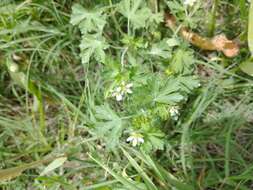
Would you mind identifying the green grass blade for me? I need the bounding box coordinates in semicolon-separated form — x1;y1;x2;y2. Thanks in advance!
248;0;253;56
121;148;158;190
0;157;62;182
240;0;253;74
123;146;194;190
139;150;193;190
225;124;233;178
89;154;144;190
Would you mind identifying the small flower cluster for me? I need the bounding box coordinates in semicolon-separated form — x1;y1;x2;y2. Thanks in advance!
9;63;19;73
111;81;133;101
169;106;180;121
184;0;197;6
126;132;144;147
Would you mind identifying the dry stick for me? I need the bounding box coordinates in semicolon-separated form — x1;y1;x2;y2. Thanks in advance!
164;13;239;58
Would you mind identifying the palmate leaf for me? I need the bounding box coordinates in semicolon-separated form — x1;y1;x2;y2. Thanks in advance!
153;78;184;105
143;130;165;152
79;34;109;64
132;75;189;108
70;4;106;34
177;75;200;93
133;74;199;109
117;0;161;29
93;104;123;150
170;49;194;74
148;39;172;59
154;93;184;104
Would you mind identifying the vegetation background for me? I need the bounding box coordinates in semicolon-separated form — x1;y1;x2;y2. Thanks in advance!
0;0;253;189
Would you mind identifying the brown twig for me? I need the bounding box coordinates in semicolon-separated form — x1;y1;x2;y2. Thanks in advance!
164;13;239;58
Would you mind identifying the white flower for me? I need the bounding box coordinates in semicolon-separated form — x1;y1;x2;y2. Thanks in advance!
126;133;144;147
184;0;197;6
169;106;180;121
112;87;123;101
122;82;133;94
9;63;19;73
111;81;133;101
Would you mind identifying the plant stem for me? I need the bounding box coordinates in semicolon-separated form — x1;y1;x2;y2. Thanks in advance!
108;0;124;35
208;0;219;37
149;0;158;13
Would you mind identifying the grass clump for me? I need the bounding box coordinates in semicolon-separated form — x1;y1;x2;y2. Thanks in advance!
0;0;253;189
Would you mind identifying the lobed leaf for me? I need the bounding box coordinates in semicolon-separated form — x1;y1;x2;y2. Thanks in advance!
79;34;109;64
92;104;123;149
70;4;106;34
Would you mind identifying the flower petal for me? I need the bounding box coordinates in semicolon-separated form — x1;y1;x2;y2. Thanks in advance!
116;94;123;101
126;89;133;94
126;83;133;88
127;136;134;142
138;138;144;144
184;0;197;6
116;87;121;92
132;139;138;147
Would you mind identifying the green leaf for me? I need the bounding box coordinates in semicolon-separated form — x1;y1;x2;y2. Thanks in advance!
40;157;67;176
166;38;180;47
147;132;165;151
79;34;108;64
170;49;194;74
154;93;184;104
239;58;253;76
148;12;163;25
248;0;253;56
177;75;200;93
93;105;123;149
148;39;172;59
153;78;183;104
117;0;153;29
70;4;106;34
241;0;253;75
166;1;185;14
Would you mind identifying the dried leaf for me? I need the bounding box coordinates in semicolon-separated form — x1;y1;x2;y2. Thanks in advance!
164;13;239;57
40;157;67;176
0;157;58;182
